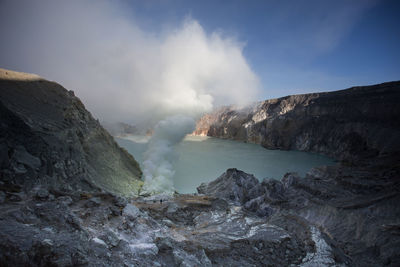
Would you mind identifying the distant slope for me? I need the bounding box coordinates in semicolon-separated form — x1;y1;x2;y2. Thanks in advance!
194;81;400;161
0;68;142;196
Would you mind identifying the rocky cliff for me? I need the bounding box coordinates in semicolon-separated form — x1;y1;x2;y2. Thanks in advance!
194;81;400;161
0;68;142;196
192;82;400;266
1;69;399;266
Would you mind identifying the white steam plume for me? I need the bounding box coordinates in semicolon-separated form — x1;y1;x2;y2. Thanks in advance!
141;115;195;195
0;0;261;195
0;0;260;125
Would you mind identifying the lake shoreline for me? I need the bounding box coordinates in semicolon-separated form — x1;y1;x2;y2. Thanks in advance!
116;134;336;194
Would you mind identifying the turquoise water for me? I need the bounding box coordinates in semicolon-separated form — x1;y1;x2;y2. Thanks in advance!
116;135;335;194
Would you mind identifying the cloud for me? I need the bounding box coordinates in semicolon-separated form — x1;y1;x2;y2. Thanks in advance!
0;0;260;125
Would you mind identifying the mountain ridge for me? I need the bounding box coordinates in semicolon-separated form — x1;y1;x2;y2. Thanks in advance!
194;80;400;162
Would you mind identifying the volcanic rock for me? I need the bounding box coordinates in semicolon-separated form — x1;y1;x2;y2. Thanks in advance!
194;81;400;162
0;68;142;196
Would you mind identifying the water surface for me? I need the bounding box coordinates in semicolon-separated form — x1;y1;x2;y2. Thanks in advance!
116;135;335;193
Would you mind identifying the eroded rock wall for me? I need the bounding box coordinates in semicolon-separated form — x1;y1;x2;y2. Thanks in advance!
194;81;400;161
0;68;142;196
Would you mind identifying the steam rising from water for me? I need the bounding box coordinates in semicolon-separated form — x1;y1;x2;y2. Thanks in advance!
0;0;261;194
141;115;195;195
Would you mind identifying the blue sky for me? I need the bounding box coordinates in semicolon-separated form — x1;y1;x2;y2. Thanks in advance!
123;0;400;98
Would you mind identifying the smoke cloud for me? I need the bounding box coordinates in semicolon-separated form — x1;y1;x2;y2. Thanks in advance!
0;0;260;125
141;115;195;195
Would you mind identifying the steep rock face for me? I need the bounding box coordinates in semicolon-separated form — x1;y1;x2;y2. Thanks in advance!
0;68;142;196
194;81;400;161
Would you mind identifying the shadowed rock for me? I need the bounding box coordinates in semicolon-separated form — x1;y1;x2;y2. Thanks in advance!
0;68;142;196
198;163;400;266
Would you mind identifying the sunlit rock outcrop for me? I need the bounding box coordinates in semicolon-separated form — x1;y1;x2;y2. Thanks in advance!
194;81;400;162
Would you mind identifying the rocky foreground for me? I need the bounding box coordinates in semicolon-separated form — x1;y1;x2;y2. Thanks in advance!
1;69;400;266
1;165;399;266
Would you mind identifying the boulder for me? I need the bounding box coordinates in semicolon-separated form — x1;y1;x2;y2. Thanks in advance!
36;188;49;200
122;203;141;220
197;168;259;204
85;197;102;208
11;145;41;170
